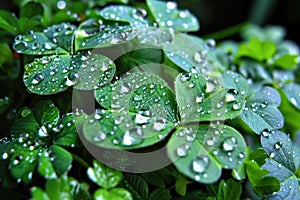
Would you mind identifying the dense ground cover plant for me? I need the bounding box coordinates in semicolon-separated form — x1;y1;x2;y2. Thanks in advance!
1;0;300;199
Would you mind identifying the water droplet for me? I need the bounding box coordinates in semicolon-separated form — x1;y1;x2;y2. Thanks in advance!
180;73;191;82
122;127;144;146
232;103;241;110
274;141;282;150
222;137;237;152
261;128;272;138
114;116;124;125
166;1;177;9
206;137;215;146
132;8;147;19
192;156;210;173
38;126;48;137
194;51;206;63
205;80;218;93
238;152;245;159
179;11;187;18
134;113;151;124
225;89;238;102
2;152;8;159
153;118;167;131
205;39;216;50
176;144;189;157
93;132;107;142
195;95;204;103
32;73;44;85
290;97;298;107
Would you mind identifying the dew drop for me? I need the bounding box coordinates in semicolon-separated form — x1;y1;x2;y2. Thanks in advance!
205;80;218;93
32;73;44;85
176;144;188;157
205;39;216;50
192;156;210;173
222;137;237;152
38;126;48;137
238;152;245;159
166;1;177;9
290;97;298;107
132;8;147;19
2;152;8;160
153;118;167;131
180;73;191;82
194;51;206;63
134;113;151;124
232;103;241;110
93;132;107;142
225;89;238;102
261;128;271;138
206;137;215;146
274;141;282;150
122;128;144;146
195;95;204;103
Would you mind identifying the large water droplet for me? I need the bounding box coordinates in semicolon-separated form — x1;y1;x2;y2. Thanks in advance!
93;131;107;142
261;128;272;138
122;127;144;146
232;103;241;110
176;144;189;157
38;125;48;137
205;80;218;93
180;73;191;82
222;137;237;152
152;118;167;131
134;112;151;124
32;73;44;85
225;89;238;102
192;156;210;173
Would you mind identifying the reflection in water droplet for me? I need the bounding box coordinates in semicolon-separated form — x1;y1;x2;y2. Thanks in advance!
153;118;167;131
32;73;44;85
274;141;282;150
38;126;48;137
192;156;210;173
222;137;237;152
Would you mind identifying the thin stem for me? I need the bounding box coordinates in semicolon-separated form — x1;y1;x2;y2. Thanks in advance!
203;22;249;40
72;153;90;169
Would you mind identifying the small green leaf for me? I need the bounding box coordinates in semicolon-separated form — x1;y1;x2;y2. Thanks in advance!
93;188;132;200
272;54;298;69
33;100;60;128
241;86;284;134
16;17;41;34
175;173;189;196
87;160;123;189
217;179;242;200
31;187;50;200
282;83;300;110
38;149;57;179
75;18;134;51
49;145;72;176
0;9;17;34
167;124;247;183
148;188;171;200
237;38;276;61
147;0;199;31
245;160;280;196
100;5;148;26
175;72;246;122
120;174;149;200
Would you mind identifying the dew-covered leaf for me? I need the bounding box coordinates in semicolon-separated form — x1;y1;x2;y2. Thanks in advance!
75;18;134;51
100;5;148;27
272;54;298;69
23;52;115;95
282;83;300;110
167;124;247;183
262;159;300;199
164;33;219;73
241;86;284;134
33;100;60;128
87;160;123;189
175;72;245;122
261;130;296;172
120;174;149;200
93;188;132;200
236;38;276;61
49;145;72;176
146;0;199;31
239;60;273;84
38;149;57;179
85;72;177;150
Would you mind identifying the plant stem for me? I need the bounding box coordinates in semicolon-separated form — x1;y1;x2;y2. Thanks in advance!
72;153;90;169
203;22;249;40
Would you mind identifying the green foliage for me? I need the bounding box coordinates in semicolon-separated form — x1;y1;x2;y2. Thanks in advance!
1;0;300;199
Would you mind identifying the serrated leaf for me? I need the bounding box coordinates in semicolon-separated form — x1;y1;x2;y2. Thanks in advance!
175;72;245;122
75;18;134;51
87;160;123;189
23;53;115;95
100;5;148;26
167;124;247;183
120;174;149;200
282;83;300;110
273;54;298;69
93;188;132;200
262;159;300;199
83;72;177;150
241;86;284;134
237;38;276;61
217;179;242;200
261;130;296;172
147;0;199;31
148;188;171;200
